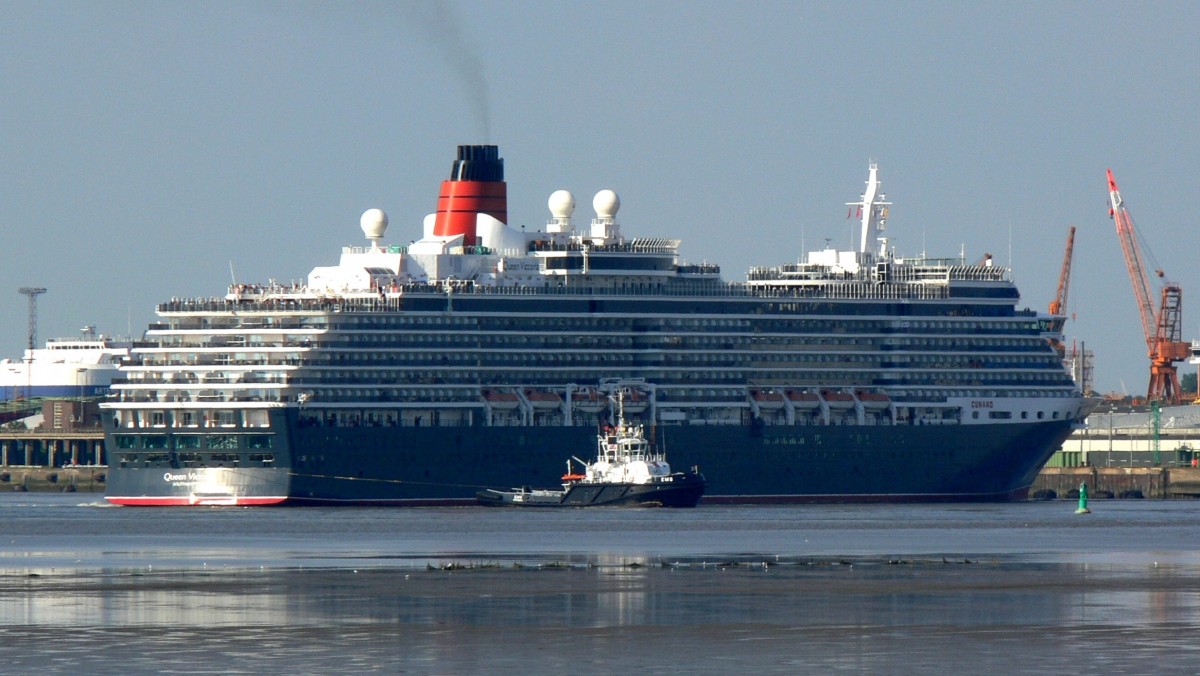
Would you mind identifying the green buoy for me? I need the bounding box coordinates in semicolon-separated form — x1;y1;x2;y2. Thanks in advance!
1075;481;1090;514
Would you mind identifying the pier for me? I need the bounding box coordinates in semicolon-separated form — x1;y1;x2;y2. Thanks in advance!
0;399;107;492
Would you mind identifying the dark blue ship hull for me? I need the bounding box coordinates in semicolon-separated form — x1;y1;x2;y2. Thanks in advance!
105;410;1074;505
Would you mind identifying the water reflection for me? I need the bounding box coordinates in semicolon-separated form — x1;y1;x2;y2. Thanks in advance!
5;558;1199;633
5;497;1200;671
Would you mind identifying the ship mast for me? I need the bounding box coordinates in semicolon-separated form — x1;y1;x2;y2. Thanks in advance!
846;161;891;257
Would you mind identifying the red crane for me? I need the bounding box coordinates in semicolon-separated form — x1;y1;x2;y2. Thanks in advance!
1048;225;1076;318
1107;169;1188;405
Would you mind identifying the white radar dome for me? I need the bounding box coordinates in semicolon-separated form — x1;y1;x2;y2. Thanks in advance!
360;208;389;241
548;190;575;219
593;190;620;219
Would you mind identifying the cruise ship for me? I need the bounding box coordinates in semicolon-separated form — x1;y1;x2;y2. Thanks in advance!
0;328;129;402
102;145;1085;506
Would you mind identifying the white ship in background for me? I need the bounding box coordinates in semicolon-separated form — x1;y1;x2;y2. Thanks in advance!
0;327;129;402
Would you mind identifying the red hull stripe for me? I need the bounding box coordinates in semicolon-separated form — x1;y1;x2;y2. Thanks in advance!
105;496;289;507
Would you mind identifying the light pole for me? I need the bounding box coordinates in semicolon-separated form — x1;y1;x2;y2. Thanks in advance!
1107;406;1114;467
1104;408;1113;465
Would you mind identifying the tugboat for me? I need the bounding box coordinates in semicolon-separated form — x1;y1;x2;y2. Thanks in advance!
476;395;705;508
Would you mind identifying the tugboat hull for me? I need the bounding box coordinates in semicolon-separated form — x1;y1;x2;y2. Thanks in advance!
476;473;705;508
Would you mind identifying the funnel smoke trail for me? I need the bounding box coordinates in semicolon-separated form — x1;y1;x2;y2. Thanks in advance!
407;1;491;141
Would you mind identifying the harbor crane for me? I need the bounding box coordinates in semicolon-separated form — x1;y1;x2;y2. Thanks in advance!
1047;226;1092;393
1106;169;1189;405
1047;226;1075;360
1048;226;1075;318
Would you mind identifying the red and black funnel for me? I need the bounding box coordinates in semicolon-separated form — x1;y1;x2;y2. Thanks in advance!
432;145;507;246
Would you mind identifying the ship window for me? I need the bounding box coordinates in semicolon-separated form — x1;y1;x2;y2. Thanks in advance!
174;435;201;450
144;435;168;449
247;435;272;449
207;435;238;450
115;435;138;449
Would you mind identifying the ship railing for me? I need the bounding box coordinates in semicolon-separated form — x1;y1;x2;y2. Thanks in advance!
160;263;1015;315
339;245;409;255
676;263;721;275
159;279;972;314
743;281;951;301
748;261;1010;284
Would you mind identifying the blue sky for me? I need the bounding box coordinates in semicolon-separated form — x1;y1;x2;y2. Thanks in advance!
2;0;1197;395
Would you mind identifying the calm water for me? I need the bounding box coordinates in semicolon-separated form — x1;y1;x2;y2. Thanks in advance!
3;495;1200;673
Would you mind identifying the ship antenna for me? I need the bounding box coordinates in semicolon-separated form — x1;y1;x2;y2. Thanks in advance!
229;260;238;286
1008;221;1013;275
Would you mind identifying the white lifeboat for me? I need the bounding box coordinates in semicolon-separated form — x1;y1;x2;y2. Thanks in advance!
619;387;649;413
750;389;786;410
786;390;821;409
573;387;607;414
856;391;891;410
821;390;856;410
524;389;563;410
483;390;520;410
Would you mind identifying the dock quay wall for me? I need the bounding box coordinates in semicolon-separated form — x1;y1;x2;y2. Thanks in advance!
1032;467;1200;499
1;466;106;493
0;418;108;492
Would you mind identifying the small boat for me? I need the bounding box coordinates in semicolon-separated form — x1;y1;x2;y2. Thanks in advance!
572;387;607;414
821;390;856;409
524;389;563;410
856;390;891;410
483;390;520;410
750;389;786;410
477;394;705;508
786;389;821;409
618;387;649;413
